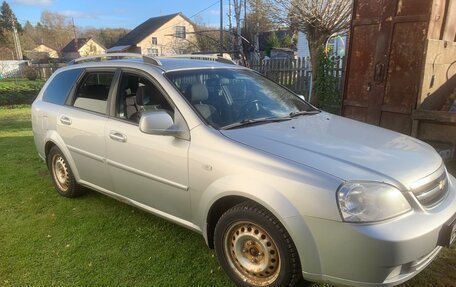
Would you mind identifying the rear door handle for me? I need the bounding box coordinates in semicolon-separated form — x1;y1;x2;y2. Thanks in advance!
109;131;127;143
60;115;72;125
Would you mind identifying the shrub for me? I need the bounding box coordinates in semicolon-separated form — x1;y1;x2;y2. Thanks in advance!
23;66;39;81
0;80;44;106
315;47;342;114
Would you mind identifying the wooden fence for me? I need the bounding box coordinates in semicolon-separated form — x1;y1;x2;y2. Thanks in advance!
33;63;66;80
249;57;312;99
248;56;346;102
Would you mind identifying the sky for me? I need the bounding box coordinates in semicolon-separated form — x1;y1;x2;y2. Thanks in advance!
8;0;225;29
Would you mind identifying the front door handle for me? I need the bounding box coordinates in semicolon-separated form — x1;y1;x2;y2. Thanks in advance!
60;115;72;125
109;131;127;143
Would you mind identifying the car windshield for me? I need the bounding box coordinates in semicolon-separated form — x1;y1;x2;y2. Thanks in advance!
165;68;316;129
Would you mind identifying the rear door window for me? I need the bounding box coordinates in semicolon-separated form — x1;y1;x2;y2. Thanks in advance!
43;68;82;105
72;72;115;114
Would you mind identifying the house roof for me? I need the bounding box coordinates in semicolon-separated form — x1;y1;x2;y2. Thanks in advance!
61;38;106;53
34;44;58;52
106;45;133;53
113;12;188;46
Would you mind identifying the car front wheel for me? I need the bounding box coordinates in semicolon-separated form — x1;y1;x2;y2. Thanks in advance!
214;201;301;287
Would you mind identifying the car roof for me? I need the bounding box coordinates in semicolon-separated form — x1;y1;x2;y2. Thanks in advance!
63;54;246;73
156;57;244;72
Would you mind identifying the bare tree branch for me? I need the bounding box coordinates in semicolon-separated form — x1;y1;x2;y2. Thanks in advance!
262;0;353;105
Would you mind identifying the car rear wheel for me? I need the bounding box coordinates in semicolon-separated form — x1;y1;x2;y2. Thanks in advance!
214;201;301;287
47;146;85;198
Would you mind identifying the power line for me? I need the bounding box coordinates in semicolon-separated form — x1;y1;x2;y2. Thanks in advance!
154;1;221;34
17;1;222;34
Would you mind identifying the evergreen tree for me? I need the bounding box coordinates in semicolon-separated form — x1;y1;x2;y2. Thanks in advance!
0;1;22;31
281;33;293;48
0;1;21;49
265;32;280;57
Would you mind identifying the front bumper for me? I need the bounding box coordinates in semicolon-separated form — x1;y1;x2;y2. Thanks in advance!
292;173;456;287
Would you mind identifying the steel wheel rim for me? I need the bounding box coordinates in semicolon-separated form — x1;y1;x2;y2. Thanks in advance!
52;154;69;192
224;221;281;286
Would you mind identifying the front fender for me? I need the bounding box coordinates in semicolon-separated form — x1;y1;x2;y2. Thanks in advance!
197;174;323;275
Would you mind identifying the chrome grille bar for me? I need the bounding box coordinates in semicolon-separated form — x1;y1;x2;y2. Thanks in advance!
411;166;448;207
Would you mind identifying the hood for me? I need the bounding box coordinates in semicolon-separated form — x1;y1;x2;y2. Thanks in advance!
220;113;442;188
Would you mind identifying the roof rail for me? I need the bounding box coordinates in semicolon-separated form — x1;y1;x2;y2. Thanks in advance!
67;53;162;66
162;54;237;65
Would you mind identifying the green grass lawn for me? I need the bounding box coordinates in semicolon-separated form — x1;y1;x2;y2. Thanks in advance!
0;79;44;106
0;106;455;287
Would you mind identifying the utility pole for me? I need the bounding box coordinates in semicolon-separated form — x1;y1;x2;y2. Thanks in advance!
244;0;247;36
228;0;233;53
254;22;259;61
11;18;22;60
72;18;79;52
219;0;223;56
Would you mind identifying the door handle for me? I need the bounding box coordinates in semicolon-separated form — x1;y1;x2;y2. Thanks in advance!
109;131;127;143
60;115;72;125
374;62;385;83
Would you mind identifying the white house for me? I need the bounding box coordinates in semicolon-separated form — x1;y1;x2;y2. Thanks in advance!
297;31;347;58
108;12;197;56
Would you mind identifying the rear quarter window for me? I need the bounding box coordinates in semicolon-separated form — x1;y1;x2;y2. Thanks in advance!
43;68;82;105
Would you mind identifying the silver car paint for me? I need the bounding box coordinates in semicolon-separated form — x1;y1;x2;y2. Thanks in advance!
31;58;456;287
220;112;443;188
58;107;113;191
105;117;191;219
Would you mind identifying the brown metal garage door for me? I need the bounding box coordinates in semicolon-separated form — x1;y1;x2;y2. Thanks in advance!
343;0;432;134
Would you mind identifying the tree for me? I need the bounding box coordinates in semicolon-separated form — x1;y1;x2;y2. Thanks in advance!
264;0;352;105
98;28;128;48
38;11;73;51
281;33;294;48
78;27;129;48
243;0;276;59
193;24;224;53
0;1;21;31
245;0;275;34
1;1;23;59
19;20;37;51
265;32;279;56
0;1;21;50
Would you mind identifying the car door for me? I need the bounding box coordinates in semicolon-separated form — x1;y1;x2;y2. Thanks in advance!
105;70;191;219
57;69;117;192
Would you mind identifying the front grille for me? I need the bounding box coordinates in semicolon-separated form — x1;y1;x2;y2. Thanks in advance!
412;168;448;207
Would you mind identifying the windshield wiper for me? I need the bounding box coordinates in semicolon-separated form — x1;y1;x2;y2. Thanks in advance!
289;110;321;118
221;117;291;130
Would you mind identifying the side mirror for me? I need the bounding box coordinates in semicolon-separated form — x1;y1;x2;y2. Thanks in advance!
139;110;179;136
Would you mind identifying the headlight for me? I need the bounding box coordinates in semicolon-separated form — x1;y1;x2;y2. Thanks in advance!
337;182;412;222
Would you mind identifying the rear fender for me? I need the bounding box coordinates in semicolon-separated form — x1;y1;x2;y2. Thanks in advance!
44;130;81;182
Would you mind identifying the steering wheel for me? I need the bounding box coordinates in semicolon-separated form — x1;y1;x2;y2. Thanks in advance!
238;100;264;119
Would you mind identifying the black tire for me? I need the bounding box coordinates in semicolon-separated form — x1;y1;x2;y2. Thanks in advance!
214;201;302;287
47;146;85;198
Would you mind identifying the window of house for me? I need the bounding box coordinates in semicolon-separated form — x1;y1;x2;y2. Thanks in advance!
147;48;159;56
151;37;158;45
72;72;114;114
116;73;173;123
175;26;186;39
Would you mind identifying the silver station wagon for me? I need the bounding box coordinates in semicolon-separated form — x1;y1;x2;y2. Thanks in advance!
32;54;456;287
